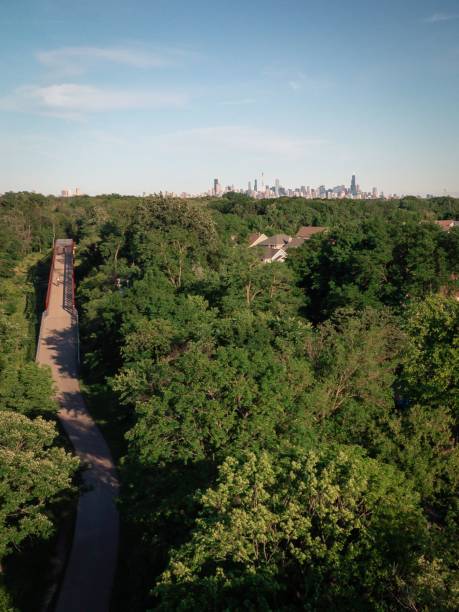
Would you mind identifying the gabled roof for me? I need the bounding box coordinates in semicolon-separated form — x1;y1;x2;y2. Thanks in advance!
247;232;268;247
259;247;287;262
296;226;327;239
258;234;292;247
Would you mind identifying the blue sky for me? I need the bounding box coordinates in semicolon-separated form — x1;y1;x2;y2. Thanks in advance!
0;0;458;195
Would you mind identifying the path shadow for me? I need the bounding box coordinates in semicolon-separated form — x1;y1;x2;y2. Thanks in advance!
27;253;51;357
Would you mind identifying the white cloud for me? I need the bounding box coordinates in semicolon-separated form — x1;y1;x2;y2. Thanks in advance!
424;13;459;23
157;126;327;157
36;45;192;75
262;65;332;92
289;73;332;92
221;98;256;105
0;83;188;119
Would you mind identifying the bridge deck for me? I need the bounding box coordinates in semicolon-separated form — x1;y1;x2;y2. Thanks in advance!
36;243;119;612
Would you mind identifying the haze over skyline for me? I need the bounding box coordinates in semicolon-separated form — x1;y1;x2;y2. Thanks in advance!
1;0;458;196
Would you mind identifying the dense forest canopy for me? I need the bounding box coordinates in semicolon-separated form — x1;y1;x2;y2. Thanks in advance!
0;191;458;610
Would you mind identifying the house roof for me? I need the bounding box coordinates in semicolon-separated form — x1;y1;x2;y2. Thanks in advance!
284;237;305;249
247;232;267;247
258;234;292;247
296;226;327;239
272;233;292;242
435;220;458;231
259;247;287;262
260;247;278;259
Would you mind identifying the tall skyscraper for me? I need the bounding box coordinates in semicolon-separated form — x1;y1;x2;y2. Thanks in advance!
254;179;258;192
275;178;280;197
248;181;252;192
350;173;357;196
213;178;221;196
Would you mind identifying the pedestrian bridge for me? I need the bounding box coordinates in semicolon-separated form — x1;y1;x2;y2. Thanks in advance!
36;239;119;612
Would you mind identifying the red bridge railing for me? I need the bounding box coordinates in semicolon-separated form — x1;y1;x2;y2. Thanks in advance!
72;243;76;310
44;242;56;311
44;239;76;312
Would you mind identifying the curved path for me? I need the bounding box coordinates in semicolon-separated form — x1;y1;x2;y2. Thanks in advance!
36;241;119;612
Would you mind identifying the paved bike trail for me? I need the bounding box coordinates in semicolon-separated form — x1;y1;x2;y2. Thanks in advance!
36;245;119;612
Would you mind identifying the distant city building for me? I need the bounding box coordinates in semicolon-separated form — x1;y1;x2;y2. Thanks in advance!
350;174;357;197
213;178;222;196
75;187;81;196
202;174;400;201
61;189;70;198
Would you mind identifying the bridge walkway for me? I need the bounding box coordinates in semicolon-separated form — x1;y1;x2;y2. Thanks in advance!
36;241;119;612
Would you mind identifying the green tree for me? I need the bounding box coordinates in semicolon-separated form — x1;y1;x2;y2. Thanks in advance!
156;447;452;611
402;295;459;422
303;309;403;456
0;412;77;563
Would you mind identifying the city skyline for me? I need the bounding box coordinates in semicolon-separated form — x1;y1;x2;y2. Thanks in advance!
54;171;449;200
209;174;384;199
0;1;458;195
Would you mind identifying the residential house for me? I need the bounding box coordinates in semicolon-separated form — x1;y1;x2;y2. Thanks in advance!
249;227;326;264
435;220;459;231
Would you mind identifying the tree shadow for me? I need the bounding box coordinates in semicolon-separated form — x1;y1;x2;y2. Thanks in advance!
112;458;216;611
26;253;51;357
54;389;119;496
42;325;79;378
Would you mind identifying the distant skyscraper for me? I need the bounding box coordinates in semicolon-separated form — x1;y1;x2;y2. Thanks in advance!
75;187;81;196
275;178;280;197
61;189;70;198
248;181;252;192
254;179;258;192
213;178;222;196
350;174;357;196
